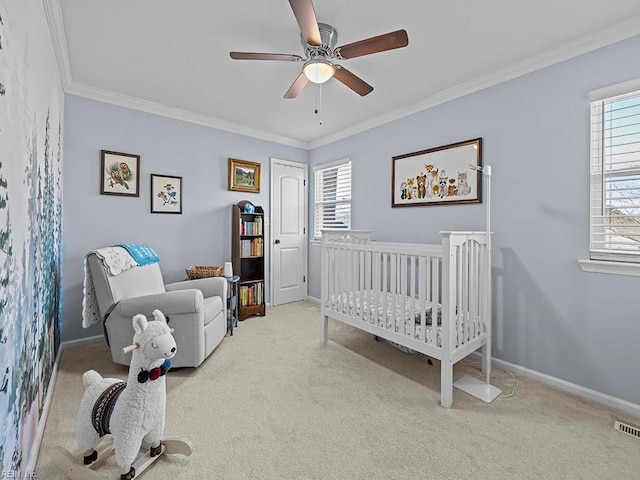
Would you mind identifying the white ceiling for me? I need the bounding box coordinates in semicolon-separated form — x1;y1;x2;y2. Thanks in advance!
56;0;640;148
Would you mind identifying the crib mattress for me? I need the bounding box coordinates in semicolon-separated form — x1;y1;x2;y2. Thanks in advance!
326;290;443;347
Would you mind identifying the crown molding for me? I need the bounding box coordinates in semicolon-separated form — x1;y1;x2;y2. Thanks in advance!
42;0;72;90
43;2;640;151
66;82;309;149
308;14;640;149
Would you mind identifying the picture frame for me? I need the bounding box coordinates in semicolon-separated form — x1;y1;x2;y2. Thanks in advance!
391;138;482;207
100;150;140;196
228;158;261;193
150;174;183;214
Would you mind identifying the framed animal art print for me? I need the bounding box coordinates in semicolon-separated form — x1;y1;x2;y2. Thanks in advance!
391;138;482;207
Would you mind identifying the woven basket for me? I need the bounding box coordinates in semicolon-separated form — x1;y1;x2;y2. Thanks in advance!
185;265;224;280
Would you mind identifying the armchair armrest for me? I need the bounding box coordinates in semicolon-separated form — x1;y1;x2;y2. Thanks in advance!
114;289;204;318
165;276;227;300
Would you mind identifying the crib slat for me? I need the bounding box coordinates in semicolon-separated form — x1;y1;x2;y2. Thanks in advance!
359;250;364;295
401;254;407;337
456;245;462;347
410;255;416;340
388;253;398;332
470;243;480;338
349;246;354;314
328;246;334;311
364;251;371;324
432;256;439;347
374;251;381;325
338;247;344;314
465;244;470;342
467;242;474;340
463;243;468;344
419;256;427;344
382;253;388;330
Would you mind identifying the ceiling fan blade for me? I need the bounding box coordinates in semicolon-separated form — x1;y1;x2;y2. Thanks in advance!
230;52;303;62
335;29;408;60
333;66;373;96
284;72;309;99
288;0;321;46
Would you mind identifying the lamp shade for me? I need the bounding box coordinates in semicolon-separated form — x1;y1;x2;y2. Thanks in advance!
303;60;335;84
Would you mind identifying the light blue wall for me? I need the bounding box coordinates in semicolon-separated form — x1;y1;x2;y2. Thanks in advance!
63;95;309;342
309;36;640;405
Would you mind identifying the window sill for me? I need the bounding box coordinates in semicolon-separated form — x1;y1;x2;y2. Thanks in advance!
578;259;640;277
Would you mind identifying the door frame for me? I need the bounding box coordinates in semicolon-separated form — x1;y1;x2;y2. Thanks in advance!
269;157;309;306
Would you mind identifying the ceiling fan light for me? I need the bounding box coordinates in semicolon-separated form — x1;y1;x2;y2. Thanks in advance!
303;60;335;84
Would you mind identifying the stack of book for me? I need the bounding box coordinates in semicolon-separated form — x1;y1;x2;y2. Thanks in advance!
240;238;263;257
239;282;264;307
240;217;263;235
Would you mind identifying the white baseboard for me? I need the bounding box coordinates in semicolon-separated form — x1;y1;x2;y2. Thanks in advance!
307;296;321;305
61;334;103;349
24;346;62;475
24;334;104;475
470;352;640;418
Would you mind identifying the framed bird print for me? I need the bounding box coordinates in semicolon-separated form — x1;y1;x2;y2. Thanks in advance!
150;174;182;214
100;150;140;196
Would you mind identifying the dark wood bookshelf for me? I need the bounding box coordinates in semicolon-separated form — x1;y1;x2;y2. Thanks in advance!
232;200;266;320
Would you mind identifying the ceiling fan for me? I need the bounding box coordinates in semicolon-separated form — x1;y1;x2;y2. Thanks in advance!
229;0;409;99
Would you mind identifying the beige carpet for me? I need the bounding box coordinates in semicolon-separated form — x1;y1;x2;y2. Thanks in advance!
37;301;640;479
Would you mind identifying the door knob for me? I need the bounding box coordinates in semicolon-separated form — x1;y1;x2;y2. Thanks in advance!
275;239;280;244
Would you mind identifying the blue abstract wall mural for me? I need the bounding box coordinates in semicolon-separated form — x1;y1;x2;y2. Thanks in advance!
0;1;63;475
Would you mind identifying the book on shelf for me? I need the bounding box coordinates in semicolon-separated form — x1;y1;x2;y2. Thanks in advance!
240;216;263;236
239;282;264;307
240;238;263;257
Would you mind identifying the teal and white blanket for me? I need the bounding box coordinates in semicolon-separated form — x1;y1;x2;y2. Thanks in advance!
115;243;159;266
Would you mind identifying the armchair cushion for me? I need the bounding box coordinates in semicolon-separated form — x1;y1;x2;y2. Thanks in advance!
203;296;224;326
165;276;227;299
114;289;204;319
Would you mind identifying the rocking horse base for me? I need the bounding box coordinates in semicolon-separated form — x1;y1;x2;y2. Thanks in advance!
53;436;193;480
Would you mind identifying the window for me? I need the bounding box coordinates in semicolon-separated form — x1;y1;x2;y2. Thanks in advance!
314;159;351;240
589;82;640;264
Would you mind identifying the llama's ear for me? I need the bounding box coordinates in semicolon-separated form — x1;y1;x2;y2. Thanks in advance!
152;309;168;325
132;314;148;334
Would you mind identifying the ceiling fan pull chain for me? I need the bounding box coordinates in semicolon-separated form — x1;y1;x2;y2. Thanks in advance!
315;83;323;125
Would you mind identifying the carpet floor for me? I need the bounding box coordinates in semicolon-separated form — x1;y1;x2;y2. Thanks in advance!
37;301;640;479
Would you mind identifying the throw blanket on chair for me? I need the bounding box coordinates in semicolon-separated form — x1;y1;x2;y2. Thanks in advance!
115;243;159;266
82;247;140;328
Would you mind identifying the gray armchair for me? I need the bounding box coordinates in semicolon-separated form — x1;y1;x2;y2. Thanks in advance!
86;253;227;368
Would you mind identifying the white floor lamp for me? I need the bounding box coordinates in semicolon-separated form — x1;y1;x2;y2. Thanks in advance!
453;164;502;403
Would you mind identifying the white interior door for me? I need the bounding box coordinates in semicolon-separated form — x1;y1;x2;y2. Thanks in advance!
271;159;307;306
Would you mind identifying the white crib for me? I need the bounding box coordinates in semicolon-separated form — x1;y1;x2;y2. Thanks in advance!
321;230;492;408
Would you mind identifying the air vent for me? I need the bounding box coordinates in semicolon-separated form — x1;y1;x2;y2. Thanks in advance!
614;420;640;439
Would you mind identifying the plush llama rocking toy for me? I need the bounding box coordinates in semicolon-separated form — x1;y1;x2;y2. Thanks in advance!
53;310;193;480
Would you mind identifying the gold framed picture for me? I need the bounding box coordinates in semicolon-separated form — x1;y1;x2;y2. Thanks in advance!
228;158;260;193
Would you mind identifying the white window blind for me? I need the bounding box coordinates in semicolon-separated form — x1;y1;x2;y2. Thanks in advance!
590;87;640;263
314;159;351;239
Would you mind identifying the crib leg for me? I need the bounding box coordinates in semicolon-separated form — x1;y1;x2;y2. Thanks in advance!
481;342;491;377
322;315;329;345
441;360;453;408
